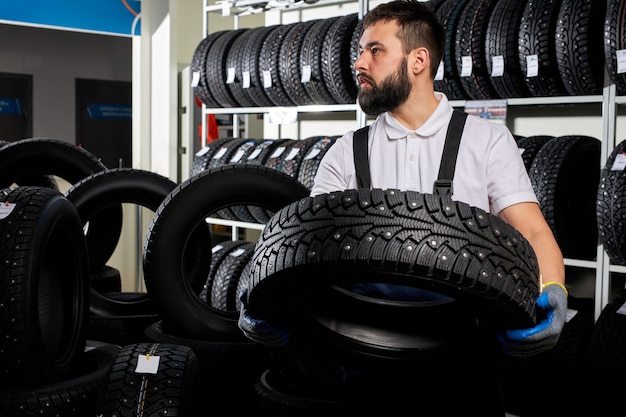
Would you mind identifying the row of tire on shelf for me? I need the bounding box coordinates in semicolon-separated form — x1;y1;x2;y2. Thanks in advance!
0;132;625;416
192;0;626;109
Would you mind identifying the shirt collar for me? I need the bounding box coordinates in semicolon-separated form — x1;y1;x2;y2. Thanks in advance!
383;92;453;140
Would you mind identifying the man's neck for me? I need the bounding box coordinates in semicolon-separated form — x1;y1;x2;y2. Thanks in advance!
389;89;440;131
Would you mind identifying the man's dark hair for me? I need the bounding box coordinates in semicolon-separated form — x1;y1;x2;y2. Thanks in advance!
363;0;445;80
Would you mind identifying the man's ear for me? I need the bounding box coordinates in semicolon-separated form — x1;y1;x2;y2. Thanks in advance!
411;47;430;76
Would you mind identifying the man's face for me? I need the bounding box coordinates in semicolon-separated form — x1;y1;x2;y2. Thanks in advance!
355;20;412;116
357;57;411;116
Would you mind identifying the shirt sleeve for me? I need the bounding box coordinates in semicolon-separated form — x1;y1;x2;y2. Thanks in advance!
487;126;538;214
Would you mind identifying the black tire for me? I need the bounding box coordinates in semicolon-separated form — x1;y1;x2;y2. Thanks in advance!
597;139;626;265
144;321;266;415
0;343;120;417
455;0;501;100
210;241;256;312
0;186;89;388
518;0;569;97
66;168;211;317
555;0;606;96
435;0;471;100
502;296;594;417
226;28;258;107
206;29;249;107
259;24;298;107
94;342;201;417
297;136;338;190
143;165;311;340
243;189;540;334
605;0;626;95
0;138;123;270
301;17;341;104
585;288;626;416
200;239;250;304
515;135;554;172
191;31;226;108
321;14;359;104
240;26;277;107
529;135;601;260
90;264;122;293
253;368;337;417
190;136;237;177
278;20;319;106
484;0;531;98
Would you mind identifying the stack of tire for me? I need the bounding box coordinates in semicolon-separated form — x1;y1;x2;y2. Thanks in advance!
193;0;625;108
193;14;359;107
191;135;337;222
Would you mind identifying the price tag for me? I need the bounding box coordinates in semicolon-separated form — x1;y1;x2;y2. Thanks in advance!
212;244;224;253
229;248;246;257
519;147;525;155
304;148;321;160
263;70;272;88
301;65;312;83
0;202;15;220
491;55;504;77
242;71;251;89
461;56;472;77
195;146;210;157
213;147;228;160
610;153;626;171
617;49;626;74
191;71;200;87
617;300;626;315
526;55;539;77
284;148;300;161
135;354;160;374
221;1;231;16
435;61;444;81
226;67;236;84
269;147;286;159
247;148;262;160
230;149;246;162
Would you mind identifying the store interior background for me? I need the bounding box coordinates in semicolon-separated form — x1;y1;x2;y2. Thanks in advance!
0;0;624;299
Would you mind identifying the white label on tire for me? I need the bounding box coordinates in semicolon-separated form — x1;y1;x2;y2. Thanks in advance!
611;153;626;171
304;148;321;160
226;67;236;84
229;248;246;257
263;70;272;88
526;55;539;77
491;56;504;77
617;301;626;315
136;354;160;374
301;65;312;83
196;146;210;157
213;147;228;159
212;244;224;253
0;202;15;219
284;148;300;161
247;148;262;160
435;61;444;81
242;71;251;88
461;56;472;77
617;49;626;74
231;149;246;162
269;147;286;158
191;71;200;87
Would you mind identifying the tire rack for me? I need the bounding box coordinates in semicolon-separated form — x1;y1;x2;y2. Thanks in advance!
199;0;624;320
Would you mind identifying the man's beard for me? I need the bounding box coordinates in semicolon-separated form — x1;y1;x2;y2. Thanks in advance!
357;58;411;116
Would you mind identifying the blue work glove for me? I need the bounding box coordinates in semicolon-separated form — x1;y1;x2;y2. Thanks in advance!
498;282;568;357
238;289;290;347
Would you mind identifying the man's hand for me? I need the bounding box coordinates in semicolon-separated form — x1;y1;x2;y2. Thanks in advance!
498;282;568;357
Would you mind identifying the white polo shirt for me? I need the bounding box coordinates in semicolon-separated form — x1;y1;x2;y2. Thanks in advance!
310;92;538;215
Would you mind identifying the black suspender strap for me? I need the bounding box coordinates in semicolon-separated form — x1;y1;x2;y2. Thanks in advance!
353;125;371;189
433;109;468;197
352;109;467;195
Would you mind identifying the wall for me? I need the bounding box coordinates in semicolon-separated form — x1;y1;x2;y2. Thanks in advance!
0;23;132;143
